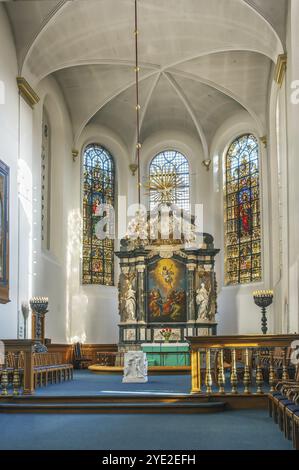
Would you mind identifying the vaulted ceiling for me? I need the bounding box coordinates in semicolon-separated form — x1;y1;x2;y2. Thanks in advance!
5;0;287;155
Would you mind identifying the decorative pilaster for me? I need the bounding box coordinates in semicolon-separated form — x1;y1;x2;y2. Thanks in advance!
137;265;146;323
187;265;196;322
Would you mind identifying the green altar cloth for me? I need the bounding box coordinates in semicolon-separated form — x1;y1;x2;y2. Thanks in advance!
141;343;190;366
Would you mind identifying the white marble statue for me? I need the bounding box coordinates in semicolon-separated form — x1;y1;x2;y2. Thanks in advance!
124;283;136;322
122;351;148;383
196;282;210;321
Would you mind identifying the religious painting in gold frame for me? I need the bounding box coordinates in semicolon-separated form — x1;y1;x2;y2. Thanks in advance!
0;160;9;303
148;258;187;323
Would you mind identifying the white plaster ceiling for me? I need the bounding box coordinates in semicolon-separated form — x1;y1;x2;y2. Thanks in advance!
5;0;64;69
5;0;287;154
243;0;287;43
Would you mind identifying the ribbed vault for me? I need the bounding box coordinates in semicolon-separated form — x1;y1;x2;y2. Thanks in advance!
5;0;286;153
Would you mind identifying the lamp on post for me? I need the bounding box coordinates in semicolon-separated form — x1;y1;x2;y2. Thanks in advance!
30;297;49;352
253;290;273;335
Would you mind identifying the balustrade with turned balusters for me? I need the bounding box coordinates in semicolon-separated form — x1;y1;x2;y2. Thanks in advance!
187;334;299;395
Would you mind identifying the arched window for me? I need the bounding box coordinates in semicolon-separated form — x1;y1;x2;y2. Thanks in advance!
41;108;51;250
82;144;115;285
224;134;262;285
149;150;190;211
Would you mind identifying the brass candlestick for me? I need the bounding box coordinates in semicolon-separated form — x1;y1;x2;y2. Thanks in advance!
30;297;49;352
253;290;273;335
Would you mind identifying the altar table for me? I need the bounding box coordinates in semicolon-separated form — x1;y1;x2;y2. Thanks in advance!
141;342;190;366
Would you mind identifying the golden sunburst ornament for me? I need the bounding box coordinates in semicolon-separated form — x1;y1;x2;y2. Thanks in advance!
144;170;185;206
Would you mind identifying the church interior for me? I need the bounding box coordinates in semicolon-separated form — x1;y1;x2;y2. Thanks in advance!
0;0;299;455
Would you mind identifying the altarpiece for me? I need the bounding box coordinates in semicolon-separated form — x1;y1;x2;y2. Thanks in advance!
116;208;220;350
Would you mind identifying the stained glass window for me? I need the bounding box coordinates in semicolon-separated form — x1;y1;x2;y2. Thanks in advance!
149;150;190;211
82;144;115;285
224;134;262;285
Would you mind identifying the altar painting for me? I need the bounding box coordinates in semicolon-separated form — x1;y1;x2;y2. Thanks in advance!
148;258;186;322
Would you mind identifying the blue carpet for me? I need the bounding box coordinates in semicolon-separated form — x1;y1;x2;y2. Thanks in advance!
34;370;191;396
0;410;293;450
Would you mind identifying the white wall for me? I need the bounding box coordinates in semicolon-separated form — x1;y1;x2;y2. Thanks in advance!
268;72;289;333
266;1;299;335
285;0;299;332
0;4;19;337
31;76;74;343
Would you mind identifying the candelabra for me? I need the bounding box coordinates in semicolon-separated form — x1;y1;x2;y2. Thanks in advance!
253;290;273;335
30;297;49;352
29;297;49;315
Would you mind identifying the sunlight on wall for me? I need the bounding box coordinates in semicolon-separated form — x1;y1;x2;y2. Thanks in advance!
17;158;33;301
0;80;5;105
18;159;32;224
70;333;87;344
66;209;88;343
213;155;219;193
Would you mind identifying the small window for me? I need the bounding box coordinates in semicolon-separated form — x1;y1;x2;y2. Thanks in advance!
149;150;190;211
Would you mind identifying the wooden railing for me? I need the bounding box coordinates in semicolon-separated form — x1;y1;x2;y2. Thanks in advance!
1;340;35;395
0;340;75;395
186;334;299;395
